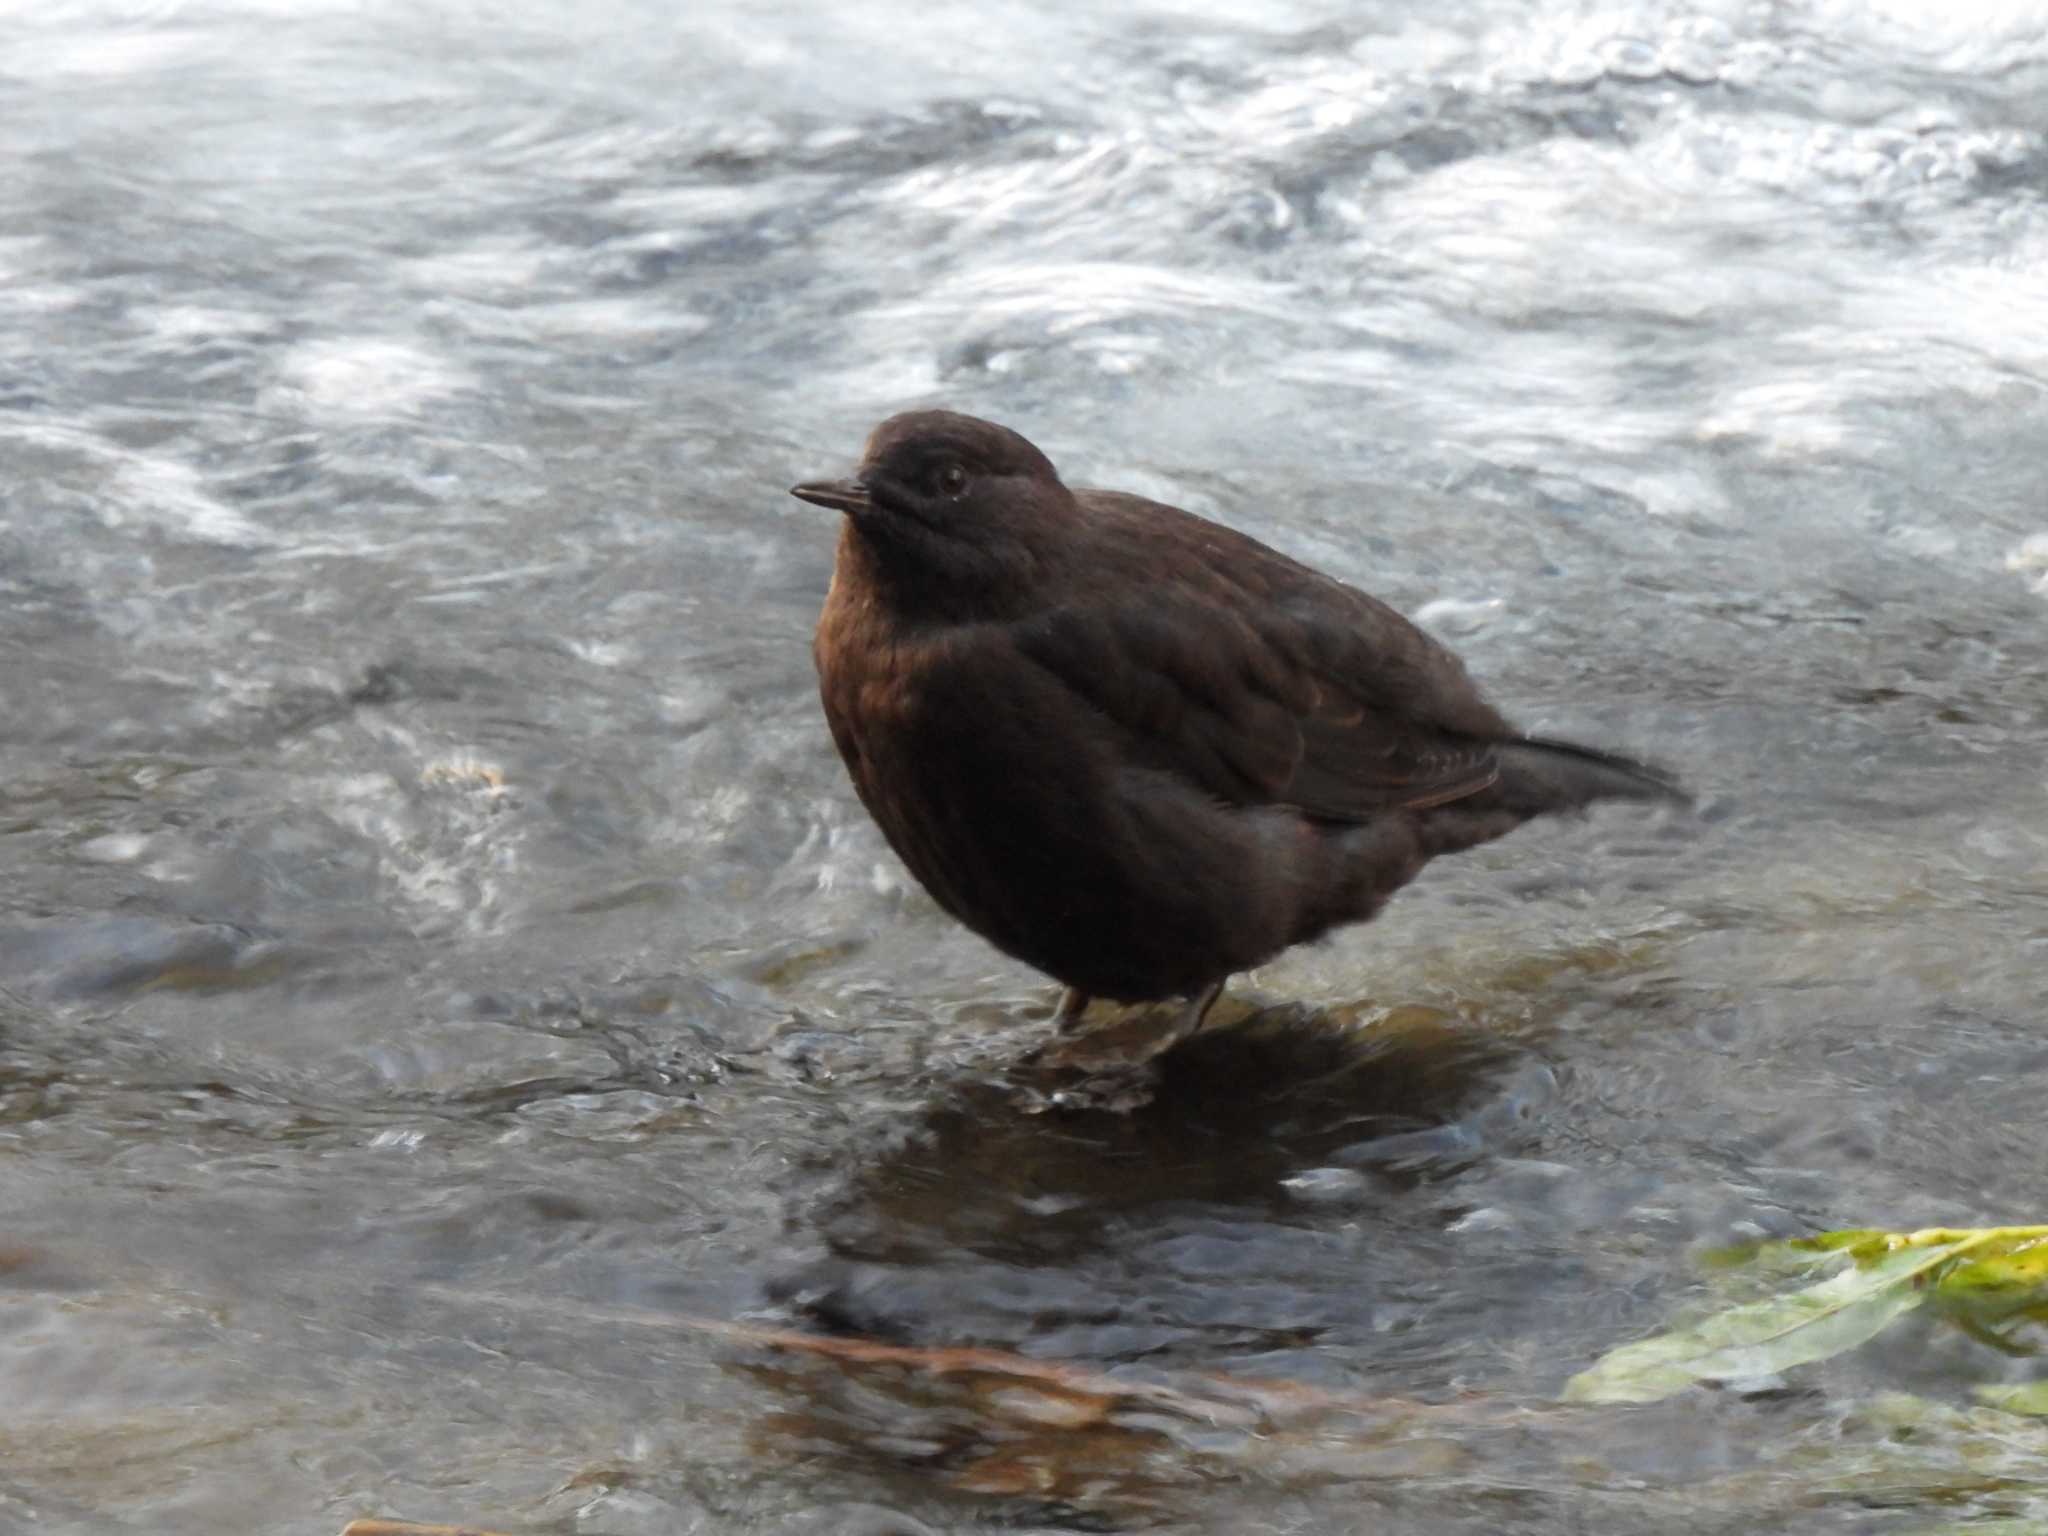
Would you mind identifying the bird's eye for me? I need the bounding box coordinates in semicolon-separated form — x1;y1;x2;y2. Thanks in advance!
937;462;968;496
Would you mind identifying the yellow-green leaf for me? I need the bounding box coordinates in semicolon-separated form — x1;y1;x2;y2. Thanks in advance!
1564;1235;1981;1405
1936;1238;2048;1322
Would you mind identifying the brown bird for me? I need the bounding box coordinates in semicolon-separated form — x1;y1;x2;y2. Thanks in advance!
793;410;1685;1047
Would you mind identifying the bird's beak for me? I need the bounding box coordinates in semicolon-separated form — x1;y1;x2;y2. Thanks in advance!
789;478;873;515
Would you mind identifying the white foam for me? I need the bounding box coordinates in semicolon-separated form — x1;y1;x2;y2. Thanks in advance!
565;637;633;668
77;833;150;863
1415;595;1507;634
397;241;551;299
9;26;211;80
1815;0;2048;70
141;304;273;343
276;337;474;418
523;297;710;341
0;420;271;545
2006;534;2048;595
110;452;272;545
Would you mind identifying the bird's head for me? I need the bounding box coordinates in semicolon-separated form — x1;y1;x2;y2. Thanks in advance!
791;410;1077;619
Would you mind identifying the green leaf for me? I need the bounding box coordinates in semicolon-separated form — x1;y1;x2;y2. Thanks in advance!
1564;1234;1982;1405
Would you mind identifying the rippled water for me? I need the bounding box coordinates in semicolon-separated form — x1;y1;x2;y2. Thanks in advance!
5;1;2048;1531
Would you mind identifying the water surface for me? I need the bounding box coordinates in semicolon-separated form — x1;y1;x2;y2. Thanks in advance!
5;1;2048;1531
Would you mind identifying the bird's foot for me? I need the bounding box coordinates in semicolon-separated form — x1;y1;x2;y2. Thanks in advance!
1013;980;1229;1114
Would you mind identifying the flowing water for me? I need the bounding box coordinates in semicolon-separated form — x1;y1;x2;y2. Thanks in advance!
5;1;2048;1531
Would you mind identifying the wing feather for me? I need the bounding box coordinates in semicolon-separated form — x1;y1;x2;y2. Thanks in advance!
1013;591;1502;820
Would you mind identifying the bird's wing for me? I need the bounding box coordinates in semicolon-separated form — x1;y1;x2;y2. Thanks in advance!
1007;590;1505;821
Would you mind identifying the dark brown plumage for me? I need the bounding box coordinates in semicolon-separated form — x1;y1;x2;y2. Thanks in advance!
793;410;1685;1042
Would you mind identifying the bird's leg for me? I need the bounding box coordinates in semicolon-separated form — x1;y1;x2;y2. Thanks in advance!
1055;987;1092;1032
1159;979;1225;1051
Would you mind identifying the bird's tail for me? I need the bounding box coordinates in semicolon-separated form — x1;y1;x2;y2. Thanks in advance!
1492;736;1691;815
